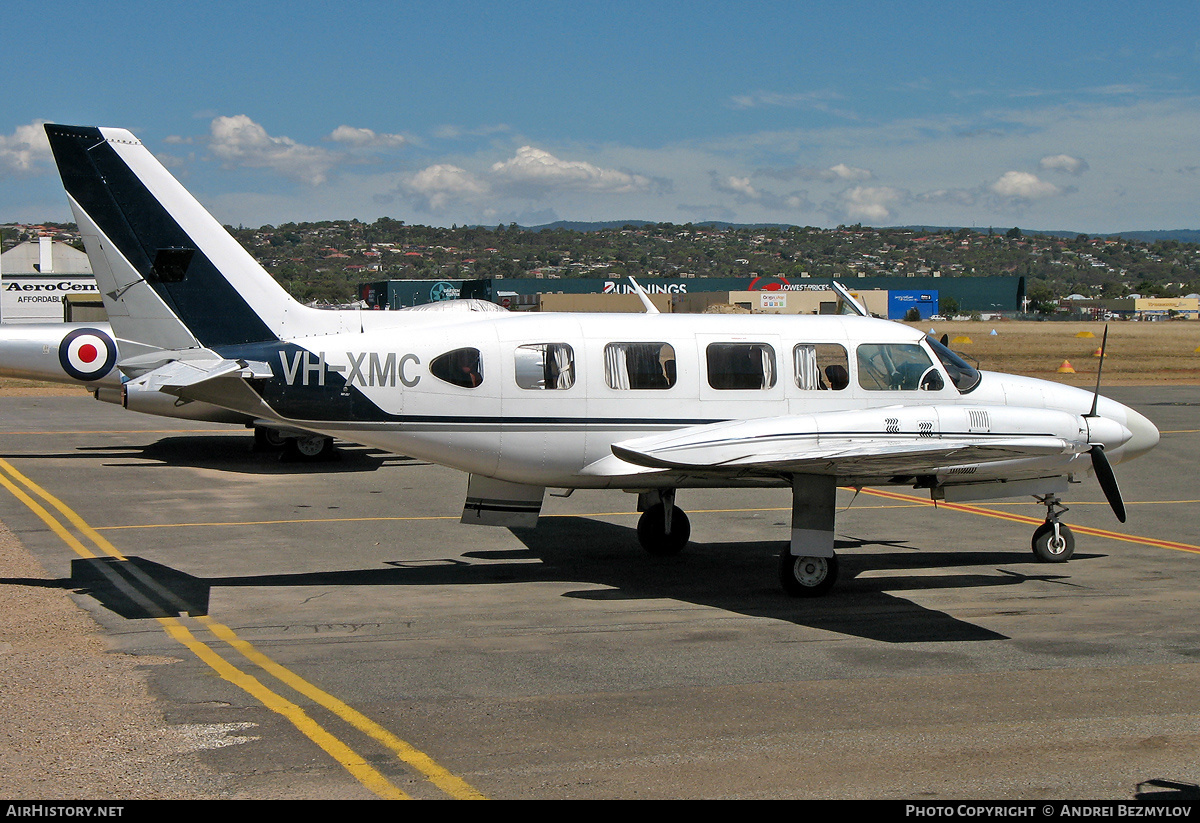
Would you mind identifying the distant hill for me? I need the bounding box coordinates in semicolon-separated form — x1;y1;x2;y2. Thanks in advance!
519;221;1200;242
522;220;653;232
1093;229;1200;243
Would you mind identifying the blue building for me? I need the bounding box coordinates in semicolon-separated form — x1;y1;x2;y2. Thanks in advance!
888;289;939;319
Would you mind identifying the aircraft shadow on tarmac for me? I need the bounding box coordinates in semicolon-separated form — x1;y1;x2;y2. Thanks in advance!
4;436;426;475
51;516;1092;643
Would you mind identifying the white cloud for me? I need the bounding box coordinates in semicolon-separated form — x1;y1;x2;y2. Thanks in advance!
0;121;52;176
1039;153;1089;175
490;146;651;194
207;115;340;185
754;163;873;183
838;186;906;222
327;125;408;148
828;163;872;181
404;164;489;210
714;175;760;199
711;171;812;213
990;170;1062;200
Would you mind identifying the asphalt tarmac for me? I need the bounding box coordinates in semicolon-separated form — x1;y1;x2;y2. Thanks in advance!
0;386;1197;800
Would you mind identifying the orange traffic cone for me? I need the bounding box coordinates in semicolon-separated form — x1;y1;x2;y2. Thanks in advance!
1093;347;1104;357
1057;360;1076;373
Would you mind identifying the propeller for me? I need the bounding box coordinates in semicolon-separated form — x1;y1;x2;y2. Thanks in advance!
1083;324;1126;522
1089;444;1127;523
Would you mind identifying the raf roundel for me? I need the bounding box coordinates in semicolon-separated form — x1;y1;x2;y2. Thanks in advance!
58;327;118;382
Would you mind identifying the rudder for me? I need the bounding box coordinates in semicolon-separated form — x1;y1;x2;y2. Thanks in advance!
45;125;317;354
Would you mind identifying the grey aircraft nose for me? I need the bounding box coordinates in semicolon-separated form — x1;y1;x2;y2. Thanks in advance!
1115;406;1159;463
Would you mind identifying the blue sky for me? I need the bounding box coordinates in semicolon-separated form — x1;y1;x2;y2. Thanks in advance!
3;1;1199;233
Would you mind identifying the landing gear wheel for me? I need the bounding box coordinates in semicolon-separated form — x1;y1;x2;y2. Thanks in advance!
779;550;838;597
636;504;690;556
1031;521;1074;563
253;427;289;450
283;435;335;462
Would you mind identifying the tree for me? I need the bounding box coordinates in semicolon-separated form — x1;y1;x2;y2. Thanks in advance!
940;295;960;316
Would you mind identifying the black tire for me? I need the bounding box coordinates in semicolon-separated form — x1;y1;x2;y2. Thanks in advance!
253;427;289;450
636;504;690;556
779;550;839;597
282;435;335;462
1031;521;1074;563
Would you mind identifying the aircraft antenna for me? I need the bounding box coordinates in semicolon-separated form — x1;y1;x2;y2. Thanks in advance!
627;277;660;314
1085;324;1109;418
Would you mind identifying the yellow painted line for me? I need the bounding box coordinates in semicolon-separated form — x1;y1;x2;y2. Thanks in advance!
0;470;98;559
160;617;410;800
87;497;1194;533
0;458;125;559
0;458;485;800
860;487;1200;555
0;428;226;435
198;615;485;800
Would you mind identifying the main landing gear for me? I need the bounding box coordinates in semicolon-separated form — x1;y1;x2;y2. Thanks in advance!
253;426;336;462
635;489;691;556
635;477;842;598
1032;493;1075;563
778;550;839;598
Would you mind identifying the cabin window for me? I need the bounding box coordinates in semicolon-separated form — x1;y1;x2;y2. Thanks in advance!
856;343;943;391
515;343;575;390
706;343;776;390
604;343;676;390
429;347;483;388
793;343;850;390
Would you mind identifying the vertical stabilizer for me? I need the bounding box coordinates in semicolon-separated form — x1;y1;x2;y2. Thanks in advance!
44;125;325;353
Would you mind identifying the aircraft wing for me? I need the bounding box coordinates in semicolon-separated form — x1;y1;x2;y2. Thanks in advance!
609;405;1086;478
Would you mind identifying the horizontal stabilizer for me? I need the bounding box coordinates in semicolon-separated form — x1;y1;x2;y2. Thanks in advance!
123;357;273;395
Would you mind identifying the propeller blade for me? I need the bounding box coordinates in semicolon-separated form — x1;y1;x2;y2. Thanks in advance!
1090;444;1126;523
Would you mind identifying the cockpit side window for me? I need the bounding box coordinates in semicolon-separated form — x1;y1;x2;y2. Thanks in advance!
706;343;776;390
794;343;849;390
604;342;676;390
856;343;943;391
515;343;575;390
925;335;982;393
430;347;483;388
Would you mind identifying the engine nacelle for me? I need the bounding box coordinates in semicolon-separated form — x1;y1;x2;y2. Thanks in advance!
95;383;250;424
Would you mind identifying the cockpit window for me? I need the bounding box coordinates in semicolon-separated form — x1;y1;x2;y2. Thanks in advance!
430;347;483;388
925;335;981;393
856;343;943;391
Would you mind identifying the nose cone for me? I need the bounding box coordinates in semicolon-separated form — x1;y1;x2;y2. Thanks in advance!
1116;406;1159;463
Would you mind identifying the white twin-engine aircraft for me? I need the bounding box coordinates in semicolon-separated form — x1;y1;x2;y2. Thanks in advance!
36;123;1159;596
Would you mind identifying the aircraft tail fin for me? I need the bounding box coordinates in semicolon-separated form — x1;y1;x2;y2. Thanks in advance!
43;125;333;353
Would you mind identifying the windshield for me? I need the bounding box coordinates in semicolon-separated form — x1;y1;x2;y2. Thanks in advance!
925;335;981;393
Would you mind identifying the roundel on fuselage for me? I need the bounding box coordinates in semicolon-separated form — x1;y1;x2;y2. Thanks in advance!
58;327;118;382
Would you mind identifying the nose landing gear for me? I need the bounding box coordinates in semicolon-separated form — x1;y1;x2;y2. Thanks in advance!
1032;493;1074;562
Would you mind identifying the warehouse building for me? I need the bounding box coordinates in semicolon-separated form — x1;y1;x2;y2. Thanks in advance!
0;238;98;323
359;275;1023;318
